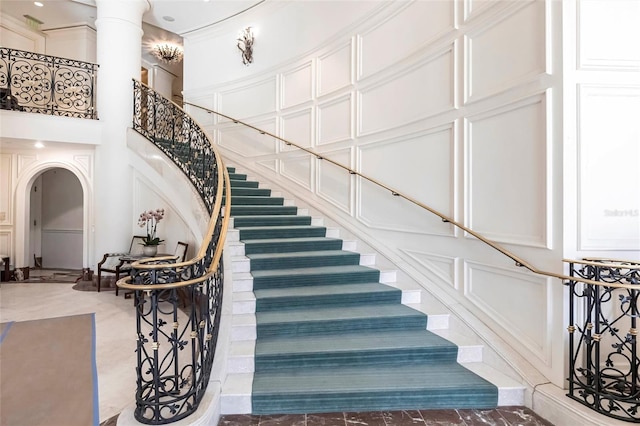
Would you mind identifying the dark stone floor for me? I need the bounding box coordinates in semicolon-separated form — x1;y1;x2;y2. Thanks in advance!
219;407;554;426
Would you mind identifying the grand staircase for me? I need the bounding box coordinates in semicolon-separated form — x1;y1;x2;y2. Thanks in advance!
221;167;523;414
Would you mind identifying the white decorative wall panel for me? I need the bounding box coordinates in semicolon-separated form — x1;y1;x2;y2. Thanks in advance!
186;95;214;126
463;0;502;22
465;1;545;102
281;62;313;109
467;95;548;247
0;154;12;225
256;160;277;173
281;156;313;191
358;127;455;235
358;1;454;79
317;43;352;97
465;261;552;364
281;108;313;149
578;0;640;70
317;148;352;213
317;94;353;145
0;231;11;259
217;120;277;157
219;78;276;119
578;85;640;250
403;249;457;289
359;47;454;136
17;155;37;175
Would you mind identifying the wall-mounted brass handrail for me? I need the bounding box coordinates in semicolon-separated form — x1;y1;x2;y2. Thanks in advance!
185;101;640;290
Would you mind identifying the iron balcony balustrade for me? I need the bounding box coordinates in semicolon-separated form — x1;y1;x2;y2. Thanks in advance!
567;259;639;423
0;47;98;119
184;101;640;422
116;80;230;424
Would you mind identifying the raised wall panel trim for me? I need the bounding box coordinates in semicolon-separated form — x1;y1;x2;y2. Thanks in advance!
577;84;640;251
280;156;314;192
317;40;354;98
577;0;640;71
316;148;353;215
464;260;552;366
17;155;37;176
218;76;277;120
464;0;546;104
358;45;455;137
357;125;457;237
256;160;277;173
281;61;314;110
73;155;92;179
217;117;278;158
317;93;354;146
402;249;458;289
0;155;13;226
465;93;549;248
0;231;12;260
280;107;314;150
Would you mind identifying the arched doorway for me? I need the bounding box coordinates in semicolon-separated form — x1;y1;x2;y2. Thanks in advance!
29;168;83;270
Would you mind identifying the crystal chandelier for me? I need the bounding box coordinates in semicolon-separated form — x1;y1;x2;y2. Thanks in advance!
152;43;184;64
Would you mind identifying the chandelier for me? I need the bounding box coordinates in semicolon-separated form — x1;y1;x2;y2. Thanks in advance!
152;43;184;64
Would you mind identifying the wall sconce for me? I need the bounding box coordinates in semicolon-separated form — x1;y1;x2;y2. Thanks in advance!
152;43;184;64
237;27;254;66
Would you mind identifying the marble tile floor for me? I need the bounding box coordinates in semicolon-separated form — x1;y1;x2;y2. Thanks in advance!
220;407;554;426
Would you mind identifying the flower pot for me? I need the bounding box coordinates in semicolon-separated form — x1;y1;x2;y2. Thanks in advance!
142;245;158;257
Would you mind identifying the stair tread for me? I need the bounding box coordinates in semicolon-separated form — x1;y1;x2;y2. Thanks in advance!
243;237;341;244
248;250;356;261
257;304;424;325
252;363;496;394
254;282;397;299
256;329;456;356
252;264;377;278
237;225;325;231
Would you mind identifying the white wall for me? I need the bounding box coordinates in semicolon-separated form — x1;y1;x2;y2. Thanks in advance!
563;0;640;261
0;14;45;52
183;0;567;385
43;25;97;63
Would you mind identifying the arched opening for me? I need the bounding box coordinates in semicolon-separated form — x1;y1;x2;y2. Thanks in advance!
29;168;83;270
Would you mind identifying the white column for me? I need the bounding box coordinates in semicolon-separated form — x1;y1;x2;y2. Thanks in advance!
93;0;149;267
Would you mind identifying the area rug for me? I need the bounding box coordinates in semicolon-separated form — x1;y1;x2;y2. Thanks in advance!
0;313;99;426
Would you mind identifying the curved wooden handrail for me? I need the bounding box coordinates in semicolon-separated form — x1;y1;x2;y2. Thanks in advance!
184;101;640;290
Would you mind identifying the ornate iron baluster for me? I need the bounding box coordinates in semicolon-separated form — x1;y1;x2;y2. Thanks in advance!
567;260;640;422
126;81;227;424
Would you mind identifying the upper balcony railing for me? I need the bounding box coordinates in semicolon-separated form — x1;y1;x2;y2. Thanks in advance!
116;80;230;424
0;47;98;119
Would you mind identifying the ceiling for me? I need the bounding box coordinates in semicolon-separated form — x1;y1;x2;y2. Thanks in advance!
0;0;264;39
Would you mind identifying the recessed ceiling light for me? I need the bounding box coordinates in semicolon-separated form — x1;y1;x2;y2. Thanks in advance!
34;2;44;7
162;16;175;22
35;142;44;148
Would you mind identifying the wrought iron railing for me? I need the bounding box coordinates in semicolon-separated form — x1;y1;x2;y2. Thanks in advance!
0;47;98;119
567;259;640;423
117;80;230;424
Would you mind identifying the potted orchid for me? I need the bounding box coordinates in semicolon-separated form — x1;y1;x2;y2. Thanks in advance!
137;208;165;256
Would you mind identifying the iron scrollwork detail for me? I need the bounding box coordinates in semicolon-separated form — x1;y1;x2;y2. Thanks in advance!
0;47;98;119
129;81;226;424
566;260;640;422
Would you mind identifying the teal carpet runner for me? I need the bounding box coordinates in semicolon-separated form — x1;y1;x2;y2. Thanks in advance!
227;167;498;414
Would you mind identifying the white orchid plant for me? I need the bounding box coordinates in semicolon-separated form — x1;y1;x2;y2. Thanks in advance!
137;208;165;246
